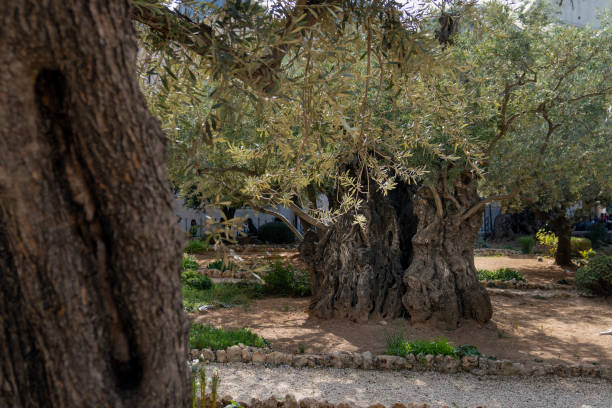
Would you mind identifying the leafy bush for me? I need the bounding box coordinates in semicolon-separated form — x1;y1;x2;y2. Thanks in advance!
477;268;524;281
574;255;612;296
536;229;558;256
207;259;236;271
189;324;268;349
182;270;213;290
518;236;535;254
571;237;592;255
263;260;311;297
587;223;608;249
257;221;296;244
386;334;480;358
182;254;199;271
185;239;209;254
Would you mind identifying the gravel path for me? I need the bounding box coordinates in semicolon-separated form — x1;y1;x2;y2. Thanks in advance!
209;363;612;408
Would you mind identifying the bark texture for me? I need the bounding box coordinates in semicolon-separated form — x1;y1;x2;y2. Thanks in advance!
0;2;189;407
300;185;417;322
301;175;492;328
403;178;492;328
553;221;573;267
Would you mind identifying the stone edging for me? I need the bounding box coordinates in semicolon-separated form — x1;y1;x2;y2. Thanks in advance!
480;280;573;291
473;248;521;256
190;345;611;380
212;393;456;408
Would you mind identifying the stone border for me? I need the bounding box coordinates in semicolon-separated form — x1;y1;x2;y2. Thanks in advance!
474;248;521;256
190;345;611;380
211;393;455;408
481;280;573;291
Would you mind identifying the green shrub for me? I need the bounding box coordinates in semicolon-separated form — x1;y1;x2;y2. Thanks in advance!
574;255;612;296
386;334;480;358
189;324;268;349
182;270;213;290
257;221;296;244
263;259;311;297
477;268;524;281
185;239;209;254
518;236;535;254
182;281;264;312
587;223;608;249
571;237;592;255
207;259;236;271
182;254;199;271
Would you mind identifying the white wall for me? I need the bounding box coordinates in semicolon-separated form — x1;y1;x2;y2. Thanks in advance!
555;0;611;28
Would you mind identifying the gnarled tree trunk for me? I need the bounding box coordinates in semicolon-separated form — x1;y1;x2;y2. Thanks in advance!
301;174;492;328
300;184;417;322
403;178;492;328
0;1;189;407
552;218;573;267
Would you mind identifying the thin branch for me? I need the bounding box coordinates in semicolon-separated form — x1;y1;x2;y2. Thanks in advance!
429;186;444;218
288;202;328;231
248;202;304;241
197;166;258;177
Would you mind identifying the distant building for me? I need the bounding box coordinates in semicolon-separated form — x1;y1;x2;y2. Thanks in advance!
555;0;611;28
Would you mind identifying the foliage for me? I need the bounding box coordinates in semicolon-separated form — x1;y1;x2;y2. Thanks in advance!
189;324;268;350
191;366;221;408
574;255;612;296
536;229;558;256
182;282;264;312
183;254;200;271
477;268;524;281
572;237;593;255
588;223;608;249
518;236;535;254
386;334;480;358
579;248;596;260
257;222;296;244
182;270;213;291
207;259;236;272
185;239;210;254
263;259;311;297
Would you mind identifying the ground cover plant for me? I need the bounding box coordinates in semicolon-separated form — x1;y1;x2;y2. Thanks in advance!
189;324;268;350
386;334;481;359
186;239;210;254
183;254;200;271
477;268;524;282
518;237;535;254
207;259;236;272
183;282;265;312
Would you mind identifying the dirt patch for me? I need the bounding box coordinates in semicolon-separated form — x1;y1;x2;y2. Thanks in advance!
196;296;612;367
474;255;574;285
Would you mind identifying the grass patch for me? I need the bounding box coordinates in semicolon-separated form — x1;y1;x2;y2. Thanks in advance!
385;334;481;358
183;281;265;312
207;259;236;271
477;268;524;281
190;324;268;350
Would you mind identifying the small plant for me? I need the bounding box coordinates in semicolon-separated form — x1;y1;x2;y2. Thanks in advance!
517;236;535;254
297;343;306;354
189;324;268;350
182;270;213;290
207;259;236;272
191;366;220;408
574;255;612;296
536;229;558;256
579;248;596;260
263;259;311;297
385;334;478;358
257;221;296;244
185;239;210;254
477;268;524;281
183;254;199;271
587;223;608;249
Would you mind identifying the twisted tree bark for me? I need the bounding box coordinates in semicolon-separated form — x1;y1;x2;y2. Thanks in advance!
0;1;189;406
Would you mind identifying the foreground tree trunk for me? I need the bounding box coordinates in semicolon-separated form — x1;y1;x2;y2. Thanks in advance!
403;178;492;328
301;174;492;327
0;2;189;407
300;185;417;322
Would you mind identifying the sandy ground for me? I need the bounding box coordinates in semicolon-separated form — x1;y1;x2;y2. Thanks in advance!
210;363;612;408
195;254;612;366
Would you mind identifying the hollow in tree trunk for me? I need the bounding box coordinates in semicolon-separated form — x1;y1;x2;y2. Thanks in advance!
0;1;189;407
402;176;492;328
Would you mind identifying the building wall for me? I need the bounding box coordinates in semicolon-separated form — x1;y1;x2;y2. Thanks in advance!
555;0;611;28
